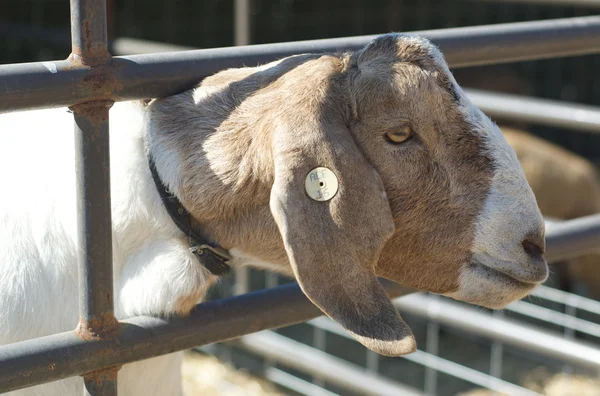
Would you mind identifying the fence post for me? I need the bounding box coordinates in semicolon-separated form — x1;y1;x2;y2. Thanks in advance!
234;0;251;46
69;0;119;395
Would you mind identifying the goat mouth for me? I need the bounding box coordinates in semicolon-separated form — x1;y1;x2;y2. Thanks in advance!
447;254;546;309
470;252;548;285
469;262;537;289
468;260;539;288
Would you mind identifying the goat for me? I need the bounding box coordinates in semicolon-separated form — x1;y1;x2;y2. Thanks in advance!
502;127;600;299
0;34;548;396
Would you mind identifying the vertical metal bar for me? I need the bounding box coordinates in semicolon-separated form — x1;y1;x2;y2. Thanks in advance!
231;6;252;368
70;0;118;395
72;101;116;332
72;101;118;396
234;0;251;46
490;310;504;381
233;267;250;295
70;0;110;66
312;326;326;387
83;369;119;396
562;304;576;376
263;273;279;375
365;350;380;374
424;294;440;395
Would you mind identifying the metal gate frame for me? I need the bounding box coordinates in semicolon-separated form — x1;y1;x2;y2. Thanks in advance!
1;1;600;394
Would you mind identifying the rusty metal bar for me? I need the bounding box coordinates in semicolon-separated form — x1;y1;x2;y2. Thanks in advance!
82;369;119;396
1;215;599;393
110;38;600;136
108;41;600;135
2;15;600;113
69;0;118;395
70;0;111;66
0;280;413;393
72;101;116;334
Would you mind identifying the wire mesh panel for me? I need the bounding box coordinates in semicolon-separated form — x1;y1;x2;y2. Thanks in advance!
204;265;600;396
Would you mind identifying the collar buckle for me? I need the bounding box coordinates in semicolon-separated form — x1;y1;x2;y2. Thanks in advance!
189;244;233;262
188;244;232;276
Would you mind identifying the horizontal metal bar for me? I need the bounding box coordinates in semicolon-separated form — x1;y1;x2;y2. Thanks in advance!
110;40;600;135
505;300;600;338
108;40;600;135
465;89;600;134
532;285;600;315
308;317;540;396
2;16;600;113
394;293;600;370
237;332;423;396
545;214;600;262
110;38;600;136
469;0;600;8
0;280;412;393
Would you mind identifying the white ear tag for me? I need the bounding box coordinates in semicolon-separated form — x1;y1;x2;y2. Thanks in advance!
305;167;339;202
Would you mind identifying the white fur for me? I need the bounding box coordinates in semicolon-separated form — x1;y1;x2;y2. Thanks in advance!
0;102;215;396
447;90;548;307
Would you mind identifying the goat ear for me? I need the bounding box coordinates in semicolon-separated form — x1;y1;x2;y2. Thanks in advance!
269;117;416;356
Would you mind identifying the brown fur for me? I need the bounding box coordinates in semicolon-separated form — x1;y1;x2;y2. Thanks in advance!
146;35;499;355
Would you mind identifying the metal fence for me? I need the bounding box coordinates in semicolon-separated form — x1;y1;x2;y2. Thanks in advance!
2;1;600;395
208;256;600;395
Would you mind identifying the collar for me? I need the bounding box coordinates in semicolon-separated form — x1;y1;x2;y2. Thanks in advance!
148;156;232;276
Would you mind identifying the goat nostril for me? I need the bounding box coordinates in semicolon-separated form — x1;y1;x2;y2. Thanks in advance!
521;239;544;259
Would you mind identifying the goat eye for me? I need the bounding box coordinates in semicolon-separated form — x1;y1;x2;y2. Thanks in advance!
386;126;413;144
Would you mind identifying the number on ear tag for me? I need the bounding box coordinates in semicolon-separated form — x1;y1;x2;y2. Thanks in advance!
305;167;339;202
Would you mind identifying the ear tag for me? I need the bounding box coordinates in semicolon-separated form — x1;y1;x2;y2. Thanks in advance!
305;167;339;202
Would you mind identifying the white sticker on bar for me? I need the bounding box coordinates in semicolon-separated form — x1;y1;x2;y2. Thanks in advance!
305;167;339;202
42;62;57;74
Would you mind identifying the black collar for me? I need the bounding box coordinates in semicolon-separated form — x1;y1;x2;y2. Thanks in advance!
148;156;232;276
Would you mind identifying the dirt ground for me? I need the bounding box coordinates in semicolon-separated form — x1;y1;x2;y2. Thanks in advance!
182;350;285;396
183;350;600;396
448;366;600;396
